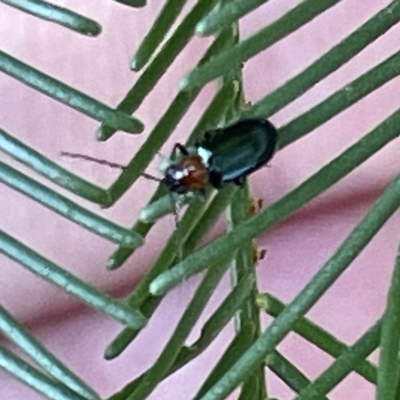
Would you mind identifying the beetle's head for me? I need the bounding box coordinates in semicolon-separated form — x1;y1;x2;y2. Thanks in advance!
162;164;189;194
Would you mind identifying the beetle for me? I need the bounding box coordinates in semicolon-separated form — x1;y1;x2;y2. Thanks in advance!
61;118;278;198
161;118;278;196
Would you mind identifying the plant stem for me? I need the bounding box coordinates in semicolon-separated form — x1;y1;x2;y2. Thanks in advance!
377;242;400;400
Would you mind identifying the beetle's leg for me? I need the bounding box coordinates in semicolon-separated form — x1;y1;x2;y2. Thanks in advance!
203;130;212;140
208;170;223;189
195;189;207;202
172;143;190;157
234;176;246;187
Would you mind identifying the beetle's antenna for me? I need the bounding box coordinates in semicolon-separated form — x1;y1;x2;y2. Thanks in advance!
60;151;162;182
60;151;125;170
141;172;162;183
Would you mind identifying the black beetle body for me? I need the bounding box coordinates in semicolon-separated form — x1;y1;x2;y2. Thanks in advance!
162;118;278;194
197;118;278;189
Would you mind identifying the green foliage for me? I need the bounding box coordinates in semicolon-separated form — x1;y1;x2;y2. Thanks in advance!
0;1;400;399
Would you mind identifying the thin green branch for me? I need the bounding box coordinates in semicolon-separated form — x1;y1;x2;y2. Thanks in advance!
0;127;110;205
196;0;271;36
181;0;343;90
227;186;266;399
0;304;100;400
149;107;400;296
98;0;219;140
0;0;101;35
0;161;142;248
227;186;255;329
243;0;400;122
258;293;377;384
0;50;143;134
377;242;400;400
0;345;88;400
266;351;329;399
197;171;400;400
124;258;231;400
295;320;381;399
131;0;187;70
0;230;146;329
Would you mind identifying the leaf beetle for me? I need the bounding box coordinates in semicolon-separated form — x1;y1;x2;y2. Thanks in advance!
161;118;278;196
61;118;278;207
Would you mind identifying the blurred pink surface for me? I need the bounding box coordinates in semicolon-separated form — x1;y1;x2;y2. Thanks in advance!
0;0;398;399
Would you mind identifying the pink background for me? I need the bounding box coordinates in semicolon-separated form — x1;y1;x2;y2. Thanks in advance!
0;0;398;398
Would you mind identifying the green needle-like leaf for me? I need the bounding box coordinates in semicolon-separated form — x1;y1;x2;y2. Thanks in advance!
107;273;254;398
196;0;271;36
0;161;143;248
97;0;219;140
0;127;109;205
104;296;161;360
194;327;256;400
183;186;237;256
0;304;100;400
105;198;210;356
244;0;400;122
377;243;400;400
131;0;187;70
259;293;377;384
295;320;381;399
279;45;400;149
0;51;144;134
1;0;101;35
266;351;328;399
0;230;146;329
198;172;400;400
0;345;87;400
171;273;255;374
181;0;343;90
106;190;237;356
125;258;230;400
